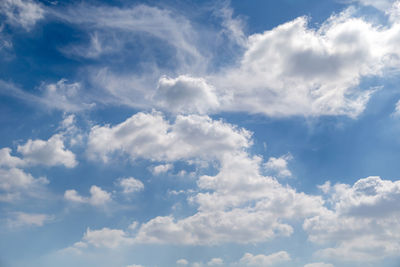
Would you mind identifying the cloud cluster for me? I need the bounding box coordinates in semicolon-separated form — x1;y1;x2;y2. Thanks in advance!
118;177;144;194
84;112;324;246
0;133;76;202
304;176;400;261
17;134;77;168
238;251;291;267
81;109;400;263
4;1;400;120
264;153;293;178
83;227;134;248
64;185;111;206
87;111;251;163
155;75;220;114
42;2;400;119
0;167;48;202
349;0;395;10
135;152;324;245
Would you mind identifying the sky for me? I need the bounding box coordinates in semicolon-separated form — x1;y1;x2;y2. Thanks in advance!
1;0;400;266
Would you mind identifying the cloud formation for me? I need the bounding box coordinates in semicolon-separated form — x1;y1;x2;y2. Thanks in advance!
0;0;44;30
87;111;251;163
64;185;111;206
17;134;77;168
237;251;291;267
304;176;400;261
7;212;53;228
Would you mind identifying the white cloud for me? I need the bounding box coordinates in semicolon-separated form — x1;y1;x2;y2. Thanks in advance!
393;98;400;116
0;148;25;168
0;79;95;113
54;4;206;70
0;24;12;53
0;168;38;191
304;263;334;267
151;163;173;175
207;258;223;266
118;177;144;194
213;1;246;47
155;75;219;114
264;153;293;177
304;176;400;261
126;265;144;267
38;79;95;112
54;4;209;111
82;227;134;248
135;152;324;245
60;114;76;129
64;189;86;203
212;11;394;117
237;251;291;267
17;134;77;168
86;113;323;246
87;111;251;163
0;0;44;30
7;212;53;227
347;0;395;10
177;259;189;265
0;167;48;202
64;185;111;206
128;221;138;230
62;226;134;252
6;2;400;120
71;3;400;118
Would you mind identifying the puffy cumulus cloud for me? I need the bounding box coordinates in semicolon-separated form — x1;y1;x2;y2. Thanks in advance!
17;134;77;168
81;4;400;118
61;226;135;253
207;258;223;266
212;9;400;117
237;251;291;267
87;111;251;163
151;163;173;175
0;168;39;191
304;176;400;261
264;153;293;178
304;263;334;267
155;75;219;114
135;152;325;245
64;185;111;206
0;167;48;202
5;2;400;120
82;227;134;248
0;143;58;202
0;0;44;30
89;4;400;118
7;212;53;228
135;210;291;245
118;177;144;194
0;148;25;168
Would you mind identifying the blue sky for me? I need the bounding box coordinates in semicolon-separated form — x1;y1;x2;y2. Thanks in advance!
1;0;400;266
